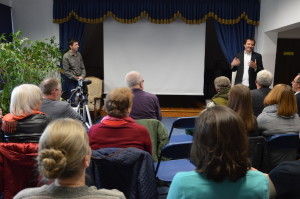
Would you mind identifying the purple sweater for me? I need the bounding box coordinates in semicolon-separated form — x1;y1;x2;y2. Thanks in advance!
129;89;162;121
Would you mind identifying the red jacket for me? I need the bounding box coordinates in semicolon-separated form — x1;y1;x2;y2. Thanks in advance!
0;143;39;199
88;116;152;155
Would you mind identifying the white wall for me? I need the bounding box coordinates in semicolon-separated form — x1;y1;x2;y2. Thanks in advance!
10;0;59;42
257;0;300;78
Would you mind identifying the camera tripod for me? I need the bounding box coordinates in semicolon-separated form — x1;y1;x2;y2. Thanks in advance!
68;85;93;129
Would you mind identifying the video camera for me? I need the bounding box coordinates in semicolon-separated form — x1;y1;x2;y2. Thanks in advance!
77;79;92;95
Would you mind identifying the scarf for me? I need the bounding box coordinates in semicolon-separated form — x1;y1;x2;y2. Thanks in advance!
101;115;130;126
1;110;45;133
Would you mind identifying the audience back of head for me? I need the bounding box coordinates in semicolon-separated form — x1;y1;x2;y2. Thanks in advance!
40;78;60;96
214;76;231;92
125;71;143;88
10;84;43;116
228;84;256;134
191;106;250;182
38;118;90;179
256;70;273;88
264;84;297;117
103;87;133;118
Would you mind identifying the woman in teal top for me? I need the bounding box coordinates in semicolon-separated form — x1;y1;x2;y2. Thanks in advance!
167;106;270;199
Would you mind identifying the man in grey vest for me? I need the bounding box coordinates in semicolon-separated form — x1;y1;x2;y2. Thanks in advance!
40;78;81;120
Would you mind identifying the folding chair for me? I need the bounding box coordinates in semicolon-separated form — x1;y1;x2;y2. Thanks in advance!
88;147;157;199
248;136;268;172
267;133;299;171
168;116;196;143
154;141;195;183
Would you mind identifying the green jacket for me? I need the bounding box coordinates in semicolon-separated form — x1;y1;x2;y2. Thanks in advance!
135;119;169;162
211;87;231;106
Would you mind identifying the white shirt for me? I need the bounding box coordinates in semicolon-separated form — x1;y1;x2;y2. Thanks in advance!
242;51;252;87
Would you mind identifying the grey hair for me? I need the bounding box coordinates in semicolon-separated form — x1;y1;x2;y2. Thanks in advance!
10;84;43;116
214;76;231;91
256;70;273;87
125;71;143;87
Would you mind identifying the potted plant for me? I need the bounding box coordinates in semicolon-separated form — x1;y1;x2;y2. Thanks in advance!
0;31;62;114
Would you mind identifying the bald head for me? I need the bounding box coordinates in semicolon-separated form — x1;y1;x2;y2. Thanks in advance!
125;71;144;89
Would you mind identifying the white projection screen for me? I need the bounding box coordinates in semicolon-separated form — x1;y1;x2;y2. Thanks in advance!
104;18;206;95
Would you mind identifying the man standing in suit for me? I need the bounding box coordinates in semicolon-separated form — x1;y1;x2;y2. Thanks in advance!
251;70;273;117
231;38;264;90
291;73;300;116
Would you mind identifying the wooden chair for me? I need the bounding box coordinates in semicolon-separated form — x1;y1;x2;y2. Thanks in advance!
86;76;103;122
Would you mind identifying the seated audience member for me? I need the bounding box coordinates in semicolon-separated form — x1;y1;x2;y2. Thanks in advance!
1;84;50;142
40;78;81;120
167;106;270;199
207;76;231;107
125;71;162;120
88;87;152;154
269;145;300;199
14;118;125;199
257;84;300;137
228;84;258;136
251;70;273;117
291;73;300;116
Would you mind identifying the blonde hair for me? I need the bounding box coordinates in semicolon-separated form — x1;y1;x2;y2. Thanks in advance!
264;84;297;117
104;87;133;118
38;118;90;179
10;84;43;116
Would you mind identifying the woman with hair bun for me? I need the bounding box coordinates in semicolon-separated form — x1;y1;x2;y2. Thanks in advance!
14;118;125;199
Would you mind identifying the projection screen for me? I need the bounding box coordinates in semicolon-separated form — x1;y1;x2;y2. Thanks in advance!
104;18;206;95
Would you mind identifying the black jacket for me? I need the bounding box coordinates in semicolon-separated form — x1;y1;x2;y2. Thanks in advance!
232;51;264;90
0;114;50;143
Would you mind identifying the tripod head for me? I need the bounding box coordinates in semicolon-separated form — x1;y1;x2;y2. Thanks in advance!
67;79;92;104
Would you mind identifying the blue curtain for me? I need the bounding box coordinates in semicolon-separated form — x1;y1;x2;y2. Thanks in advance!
59;18;85;99
214;20;256;64
53;0;260;26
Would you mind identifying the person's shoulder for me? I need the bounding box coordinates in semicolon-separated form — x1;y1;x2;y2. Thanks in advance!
86;186;126;199
270;160;300;176
252;51;262;57
14;185;49;199
63;51;71;57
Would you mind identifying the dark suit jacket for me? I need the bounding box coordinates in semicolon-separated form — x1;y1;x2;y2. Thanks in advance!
296;92;300;116
251;87;271;117
232;51;264;90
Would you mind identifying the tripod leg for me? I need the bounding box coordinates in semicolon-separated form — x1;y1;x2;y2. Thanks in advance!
85;104;93;127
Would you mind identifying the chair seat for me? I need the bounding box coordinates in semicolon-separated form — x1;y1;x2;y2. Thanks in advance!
154;159;195;182
169;134;193;143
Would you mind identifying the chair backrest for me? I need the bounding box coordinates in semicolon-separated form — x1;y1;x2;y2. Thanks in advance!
169;117;196;140
86;76;103;111
0;143;39;199
248;136;267;171
155;141;192;175
135;119;169;162
267;133;299;170
88;147;157;199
